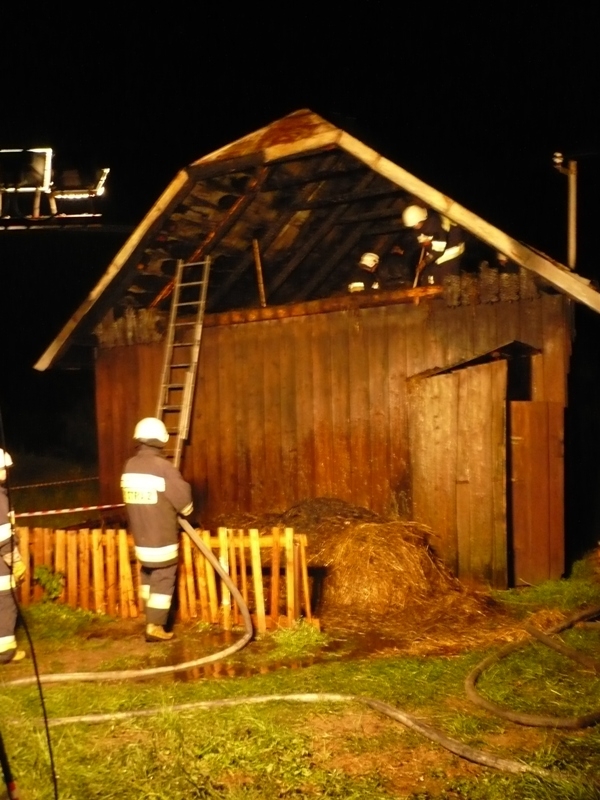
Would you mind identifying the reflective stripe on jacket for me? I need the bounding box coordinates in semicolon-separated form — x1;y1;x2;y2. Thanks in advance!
121;444;193;567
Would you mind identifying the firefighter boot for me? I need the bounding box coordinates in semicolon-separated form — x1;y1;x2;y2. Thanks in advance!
4;650;26;663
145;624;174;642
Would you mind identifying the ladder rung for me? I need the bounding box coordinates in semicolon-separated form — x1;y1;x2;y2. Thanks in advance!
160;405;182;411
176;301;201;307
168;363;190;369
179;280;205;287
165;383;185;389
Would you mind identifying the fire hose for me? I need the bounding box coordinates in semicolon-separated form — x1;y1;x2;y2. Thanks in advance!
4;518;599;782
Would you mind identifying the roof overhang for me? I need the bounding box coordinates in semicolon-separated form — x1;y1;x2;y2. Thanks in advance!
34;109;600;372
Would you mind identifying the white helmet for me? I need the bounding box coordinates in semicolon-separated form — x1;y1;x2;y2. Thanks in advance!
133;417;169;444
0;449;13;469
359;252;379;272
402;205;428;228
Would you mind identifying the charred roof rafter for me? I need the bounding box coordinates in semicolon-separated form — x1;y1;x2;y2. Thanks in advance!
265;171;380;298
206;153;347;311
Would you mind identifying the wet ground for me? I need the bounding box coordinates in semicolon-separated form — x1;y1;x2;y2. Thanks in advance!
6;614;408;684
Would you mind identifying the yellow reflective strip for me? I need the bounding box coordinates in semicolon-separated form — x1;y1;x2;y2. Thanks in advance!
123;488;158;504
0;574;16;591
0;523;12;543
120;473;166;492
180;502;193;517
147;593;172;610
0;634;16;653
139;584;150;601
436;243;465;264
135;544;179;563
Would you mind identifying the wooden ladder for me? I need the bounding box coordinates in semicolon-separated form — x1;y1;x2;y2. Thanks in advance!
155;257;211;468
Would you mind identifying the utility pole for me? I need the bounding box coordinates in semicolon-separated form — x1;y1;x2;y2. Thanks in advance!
552;152;577;270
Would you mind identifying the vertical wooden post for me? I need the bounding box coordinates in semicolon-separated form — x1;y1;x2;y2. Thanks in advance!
204;530;219;623
252;238;267;308
16;527;31;607
79;529;90;611
238;529;248;610
55;529;67;603
299;534;312;622
91;529;105;614
294;539;301;621
67;531;78;609
128;532;140;611
228;530;239;625
118;529;137;618
270;527;281;625
182;533;197;619
250;528;266;633
42;528;53;569
218;527;231;631
177;551;190;622
194;541;211;622
105;529;117;617
33;528;44;602
285;527;296;624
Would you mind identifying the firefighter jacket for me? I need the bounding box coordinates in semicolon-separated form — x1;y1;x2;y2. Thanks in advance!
0;486;16;561
121;444;193;568
0;485;18;660
416;212;465;266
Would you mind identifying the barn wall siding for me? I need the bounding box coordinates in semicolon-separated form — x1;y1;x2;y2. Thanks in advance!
96;294;570;530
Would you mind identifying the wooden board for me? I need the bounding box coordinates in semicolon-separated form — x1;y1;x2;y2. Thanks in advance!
410;360;508;586
510;401;565;584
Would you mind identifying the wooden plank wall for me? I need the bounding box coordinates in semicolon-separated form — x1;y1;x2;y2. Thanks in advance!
96;343;163;504
409;360;507;586
96;294;570;523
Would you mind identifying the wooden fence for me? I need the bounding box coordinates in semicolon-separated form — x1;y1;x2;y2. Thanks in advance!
15;526;315;633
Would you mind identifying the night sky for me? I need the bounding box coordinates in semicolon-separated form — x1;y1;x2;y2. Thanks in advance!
1;6;598;474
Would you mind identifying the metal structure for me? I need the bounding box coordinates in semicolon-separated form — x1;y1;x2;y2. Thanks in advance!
155;258;211;467
0;147;109;220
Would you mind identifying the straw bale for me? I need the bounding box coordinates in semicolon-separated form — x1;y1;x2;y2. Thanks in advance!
213;498;521;653
307;521;455;614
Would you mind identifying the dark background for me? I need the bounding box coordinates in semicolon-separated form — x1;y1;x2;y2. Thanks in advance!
1;6;598;558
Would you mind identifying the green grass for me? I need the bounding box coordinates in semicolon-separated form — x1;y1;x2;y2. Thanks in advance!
4;550;600;798
494;558;600;612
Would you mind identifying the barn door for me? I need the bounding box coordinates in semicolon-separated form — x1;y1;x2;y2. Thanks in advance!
510;402;564;585
409;360;508;587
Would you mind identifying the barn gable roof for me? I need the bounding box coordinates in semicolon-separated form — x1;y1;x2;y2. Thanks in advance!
35;109;600;371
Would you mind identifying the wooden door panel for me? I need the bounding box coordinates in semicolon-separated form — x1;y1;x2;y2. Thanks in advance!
510;402;564;584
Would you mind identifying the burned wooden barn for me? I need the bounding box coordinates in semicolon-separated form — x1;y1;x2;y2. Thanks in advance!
36;110;600;588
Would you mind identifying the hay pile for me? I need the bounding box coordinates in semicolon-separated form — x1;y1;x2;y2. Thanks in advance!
308;520;460;615
277;498;513;653
215;497;520;653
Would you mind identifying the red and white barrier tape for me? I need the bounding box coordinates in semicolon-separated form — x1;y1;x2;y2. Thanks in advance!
15;503;125;519
12;476;99;490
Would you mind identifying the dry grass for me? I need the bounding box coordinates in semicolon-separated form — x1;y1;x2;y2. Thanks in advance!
215;497;537;655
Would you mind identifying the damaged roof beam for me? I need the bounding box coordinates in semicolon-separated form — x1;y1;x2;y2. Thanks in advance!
267;172;378;295
290;186;404;210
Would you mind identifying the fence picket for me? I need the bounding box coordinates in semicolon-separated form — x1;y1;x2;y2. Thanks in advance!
91;529;105;614
15;525;316;631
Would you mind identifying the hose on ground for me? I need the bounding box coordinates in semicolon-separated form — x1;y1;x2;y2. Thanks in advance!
36;692;556;779
5;528;599;781
4;517;253;687
465;603;600;729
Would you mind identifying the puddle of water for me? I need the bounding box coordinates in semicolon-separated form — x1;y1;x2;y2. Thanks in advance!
163;628;403;682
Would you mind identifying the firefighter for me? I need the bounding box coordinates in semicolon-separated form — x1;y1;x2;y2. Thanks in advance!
0;449;26;664
121;418;193;642
402;205;465;285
